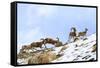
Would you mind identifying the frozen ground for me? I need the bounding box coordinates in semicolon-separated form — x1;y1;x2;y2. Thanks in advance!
52;33;96;62
17;33;97;64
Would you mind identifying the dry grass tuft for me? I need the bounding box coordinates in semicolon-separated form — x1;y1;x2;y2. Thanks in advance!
28;51;57;64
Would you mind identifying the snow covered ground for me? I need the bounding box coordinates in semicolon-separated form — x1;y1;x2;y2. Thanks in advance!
17;33;97;64
52;33;96;62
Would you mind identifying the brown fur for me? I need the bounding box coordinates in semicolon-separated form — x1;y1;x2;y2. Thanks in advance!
21;42;44;52
25;45;33;50
68;27;77;42
21;37;62;53
55;41;63;47
41;38;57;45
41;37;63;47
31;41;43;48
78;28;88;37
55;37;63;47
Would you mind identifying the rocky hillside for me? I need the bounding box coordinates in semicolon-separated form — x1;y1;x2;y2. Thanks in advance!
17;33;97;65
52;33;96;62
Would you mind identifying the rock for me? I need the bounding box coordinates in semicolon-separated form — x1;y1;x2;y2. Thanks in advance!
88;58;95;61
28;51;57;64
83;38;88;40
82;55;91;59
91;44;96;52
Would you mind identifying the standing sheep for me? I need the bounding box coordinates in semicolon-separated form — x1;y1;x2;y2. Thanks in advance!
68;27;77;42
78;28;88;39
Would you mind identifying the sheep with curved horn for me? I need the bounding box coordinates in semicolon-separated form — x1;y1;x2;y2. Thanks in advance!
78;28;88;39
68;27;77;42
55;37;63;47
40;37;63;48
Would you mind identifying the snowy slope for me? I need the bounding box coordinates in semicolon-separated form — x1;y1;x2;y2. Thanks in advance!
17;33;97;64
52;33;96;62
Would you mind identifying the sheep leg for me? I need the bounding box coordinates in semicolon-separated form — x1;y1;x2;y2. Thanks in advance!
73;36;77;42
71;36;74;43
43;43;47;49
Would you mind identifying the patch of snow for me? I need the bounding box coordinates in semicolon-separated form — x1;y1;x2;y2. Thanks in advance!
17;33;97;64
52;33;97;62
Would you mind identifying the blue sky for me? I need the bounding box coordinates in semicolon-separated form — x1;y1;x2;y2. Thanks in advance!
17;3;96;49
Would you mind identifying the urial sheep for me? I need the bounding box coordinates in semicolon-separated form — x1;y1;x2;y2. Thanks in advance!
78;28;88;39
41;37;63;47
68;27;77;42
55;37;63;47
